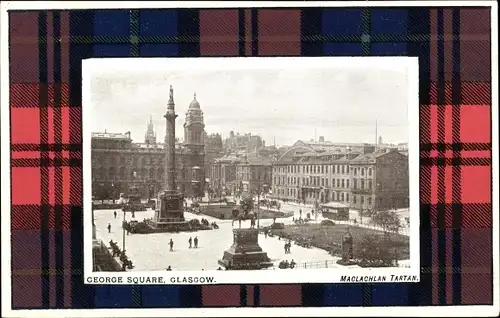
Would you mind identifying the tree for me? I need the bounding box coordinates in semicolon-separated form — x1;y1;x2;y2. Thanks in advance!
371;210;401;232
356;234;398;267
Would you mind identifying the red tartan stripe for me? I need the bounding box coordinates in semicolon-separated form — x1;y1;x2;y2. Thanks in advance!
11;151;41;159
12;167;79;207
199;10;239;56
259;285;302;306
427;165;491;204
201;285;241;306
10;83;70;107
258;9;301;55
428;82;491;105
10;105;81;146
424;105;490;144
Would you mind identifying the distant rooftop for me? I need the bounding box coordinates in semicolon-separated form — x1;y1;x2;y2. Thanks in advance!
91;132;129;140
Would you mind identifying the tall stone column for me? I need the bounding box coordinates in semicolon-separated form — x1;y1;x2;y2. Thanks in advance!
164;85;178;192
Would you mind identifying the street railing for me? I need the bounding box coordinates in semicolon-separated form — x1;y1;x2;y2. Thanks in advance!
294;259;342;269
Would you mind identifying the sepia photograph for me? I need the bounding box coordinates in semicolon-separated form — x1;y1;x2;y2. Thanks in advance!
83;57;419;284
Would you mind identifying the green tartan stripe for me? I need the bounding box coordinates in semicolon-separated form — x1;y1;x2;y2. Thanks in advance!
130;10;140;56
27;34;468;44
361;8;372;55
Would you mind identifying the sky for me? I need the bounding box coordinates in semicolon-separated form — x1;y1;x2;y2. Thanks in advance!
89;61;411;147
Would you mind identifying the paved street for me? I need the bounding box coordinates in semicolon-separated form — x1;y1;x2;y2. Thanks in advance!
94;208;343;271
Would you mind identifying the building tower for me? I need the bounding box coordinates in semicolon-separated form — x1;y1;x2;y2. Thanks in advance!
144;116;156;145
184;93;206;197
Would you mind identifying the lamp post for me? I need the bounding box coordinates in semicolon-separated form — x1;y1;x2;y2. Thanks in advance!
121;202;127;252
256;185;260;229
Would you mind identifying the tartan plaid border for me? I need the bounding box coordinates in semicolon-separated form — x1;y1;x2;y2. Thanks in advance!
7;7;494;309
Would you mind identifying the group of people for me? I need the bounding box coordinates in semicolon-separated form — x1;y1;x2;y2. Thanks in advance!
284;240;293;254
109;240;134;270
188;236;199;249
167;236;200;251
278;259;297;269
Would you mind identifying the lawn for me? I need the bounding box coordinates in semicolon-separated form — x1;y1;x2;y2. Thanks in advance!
270;223;410;260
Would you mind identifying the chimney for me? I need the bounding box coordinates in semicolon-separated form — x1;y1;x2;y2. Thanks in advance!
319;136;325;142
125;131;131;139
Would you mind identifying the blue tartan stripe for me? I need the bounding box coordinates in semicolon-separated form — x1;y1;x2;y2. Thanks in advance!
38;11;50;309
141;286;180;308
69;10;94;308
370;9;409;35
372;284;410;305
94;285;135;308
451;8;462;305
324;284;364;306
300;7;324;307
408;7;432;306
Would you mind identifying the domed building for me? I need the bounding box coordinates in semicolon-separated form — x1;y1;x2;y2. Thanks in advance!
91;89;207;200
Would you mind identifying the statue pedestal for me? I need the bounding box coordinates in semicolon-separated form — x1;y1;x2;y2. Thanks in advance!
149;190;189;230
218;228;273;270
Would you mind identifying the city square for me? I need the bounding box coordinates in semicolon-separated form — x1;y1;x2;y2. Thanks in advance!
88;58;414;273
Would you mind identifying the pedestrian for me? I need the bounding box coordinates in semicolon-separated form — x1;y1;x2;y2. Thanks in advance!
113;211;117;219
299;209;302;218
107;222;111;233
169;239;174;252
290;259;296;269
284;242;288;254
194;236;198;248
188;237;192;248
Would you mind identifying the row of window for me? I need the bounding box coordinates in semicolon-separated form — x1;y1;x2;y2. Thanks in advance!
92;155;164;166
92;166;200;181
274;176;374;190
273;164;373;176
275;188;373;207
236;172;270;181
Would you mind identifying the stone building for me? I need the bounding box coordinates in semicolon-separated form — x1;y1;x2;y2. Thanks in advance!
224;131;265;153
235;155;272;195
208;153;242;196
91;91;206;199
349;148;409;211
272;148;362;204
204;132;224;179
270;142;409;211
